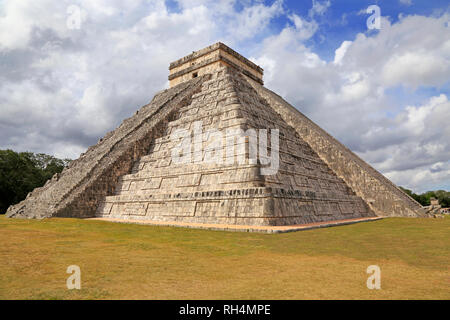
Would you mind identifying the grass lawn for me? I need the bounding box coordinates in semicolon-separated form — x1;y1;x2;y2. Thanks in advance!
0;215;448;300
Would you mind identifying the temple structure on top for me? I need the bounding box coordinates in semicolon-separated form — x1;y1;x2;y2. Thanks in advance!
6;42;426;225
168;42;263;87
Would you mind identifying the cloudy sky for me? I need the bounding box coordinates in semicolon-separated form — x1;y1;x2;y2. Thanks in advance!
0;0;449;193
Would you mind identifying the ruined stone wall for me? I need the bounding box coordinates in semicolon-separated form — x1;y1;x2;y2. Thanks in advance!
6;76;208;219
248;81;424;217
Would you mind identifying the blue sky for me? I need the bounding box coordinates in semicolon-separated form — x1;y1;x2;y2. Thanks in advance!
222;0;450;63
292;0;449;59
0;0;449;193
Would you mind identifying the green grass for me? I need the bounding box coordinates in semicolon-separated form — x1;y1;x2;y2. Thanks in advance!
0;215;449;299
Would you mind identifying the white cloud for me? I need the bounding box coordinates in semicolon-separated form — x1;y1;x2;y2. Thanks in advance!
308;0;331;18
382;51;449;88
333;40;352;65
385;162;450;193
399;0;413;6
287;13;319;41
229;0;283;41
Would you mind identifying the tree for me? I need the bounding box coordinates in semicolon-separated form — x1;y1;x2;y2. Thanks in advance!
399;186;450;208
0;150;71;214
434;190;450;208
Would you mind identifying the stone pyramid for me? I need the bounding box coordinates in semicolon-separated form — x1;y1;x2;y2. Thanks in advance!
7;43;425;225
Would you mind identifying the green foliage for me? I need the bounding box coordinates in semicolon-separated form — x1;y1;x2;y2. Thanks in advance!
0;149;71;214
399;187;450;208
